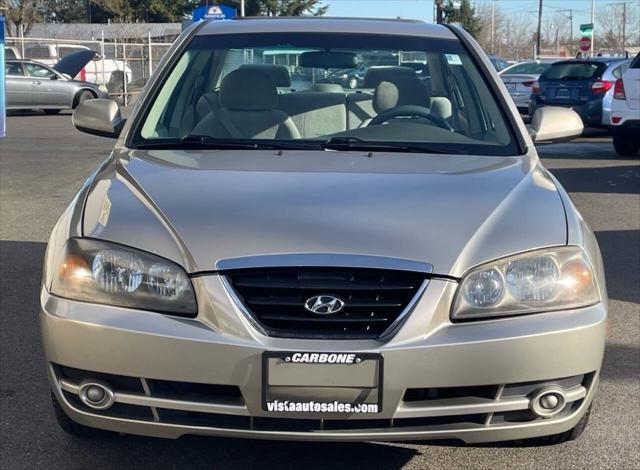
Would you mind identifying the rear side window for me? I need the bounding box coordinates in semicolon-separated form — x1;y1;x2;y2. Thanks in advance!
6;62;24;76
612;63;629;79
25;45;51;59
631;53;640;69
544;62;607;80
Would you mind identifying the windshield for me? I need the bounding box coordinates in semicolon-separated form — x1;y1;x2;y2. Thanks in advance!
543;62;607;80
134;32;519;156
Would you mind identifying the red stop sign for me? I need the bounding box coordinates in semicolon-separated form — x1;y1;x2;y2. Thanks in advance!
580;37;591;51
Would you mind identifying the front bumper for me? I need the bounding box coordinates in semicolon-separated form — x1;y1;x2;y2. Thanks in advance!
41;277;606;443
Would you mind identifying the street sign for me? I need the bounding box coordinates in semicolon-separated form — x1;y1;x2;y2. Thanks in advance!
580;23;594;37
580;37;592;51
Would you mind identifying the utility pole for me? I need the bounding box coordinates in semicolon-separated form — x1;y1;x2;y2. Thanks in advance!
435;0;444;24
536;0;543;58
491;0;496;54
622;1;626;55
555;9;573;55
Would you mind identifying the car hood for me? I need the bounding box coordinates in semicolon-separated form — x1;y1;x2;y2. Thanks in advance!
53;50;96;78
82;149;566;277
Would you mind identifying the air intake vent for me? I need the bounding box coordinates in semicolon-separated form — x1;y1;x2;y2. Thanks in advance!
225;267;427;339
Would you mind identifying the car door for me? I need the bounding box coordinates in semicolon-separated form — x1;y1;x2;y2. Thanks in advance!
4;62;31;108
24;62;71;108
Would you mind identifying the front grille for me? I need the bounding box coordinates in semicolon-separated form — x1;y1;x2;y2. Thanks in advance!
224;267;428;339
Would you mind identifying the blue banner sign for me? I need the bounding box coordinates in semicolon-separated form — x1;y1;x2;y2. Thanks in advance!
192;4;237;22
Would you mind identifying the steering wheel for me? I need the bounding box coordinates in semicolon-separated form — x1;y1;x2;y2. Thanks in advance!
368;105;454;131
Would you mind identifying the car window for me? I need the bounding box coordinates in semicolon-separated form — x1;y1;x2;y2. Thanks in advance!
503;63;550;75
631;54;640;69
136;32;519;156
612;63;629;78
25;45;51;60
5;48;17;60
543;62;607;80
5;62;25;77
25;63;57;78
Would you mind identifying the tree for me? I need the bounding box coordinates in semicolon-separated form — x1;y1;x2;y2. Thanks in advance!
241;0;327;17
4;0;42;36
89;0;198;22
41;0;88;23
442;0;481;38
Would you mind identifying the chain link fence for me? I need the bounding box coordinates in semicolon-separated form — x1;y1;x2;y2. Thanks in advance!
5;34;173;106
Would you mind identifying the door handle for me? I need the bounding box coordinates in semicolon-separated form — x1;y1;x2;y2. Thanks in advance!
32;80;42;85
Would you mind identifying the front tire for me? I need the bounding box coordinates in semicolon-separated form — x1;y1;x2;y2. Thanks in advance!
74;90;96;108
51;391;110;437
612;129;640;156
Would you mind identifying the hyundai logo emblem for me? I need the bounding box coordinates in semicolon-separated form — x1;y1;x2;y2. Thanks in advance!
304;295;345;315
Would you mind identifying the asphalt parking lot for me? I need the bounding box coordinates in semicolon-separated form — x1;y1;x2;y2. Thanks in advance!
0;111;638;470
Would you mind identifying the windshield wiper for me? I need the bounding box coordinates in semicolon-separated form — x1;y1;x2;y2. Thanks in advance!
320;136;465;155
134;135;312;151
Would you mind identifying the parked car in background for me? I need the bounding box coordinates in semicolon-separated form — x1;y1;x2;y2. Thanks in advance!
5;52;109;114
499;61;554;114
609;53;640;156
329;57;399;89
529;57;630;129
44;17;604;446
488;55;509;72
23;43;132;93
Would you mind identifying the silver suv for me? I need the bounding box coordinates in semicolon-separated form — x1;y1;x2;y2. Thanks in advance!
42;18;606;444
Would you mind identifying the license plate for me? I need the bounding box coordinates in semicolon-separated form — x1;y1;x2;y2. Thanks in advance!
557;88;570;98
506;83;517;91
262;352;383;414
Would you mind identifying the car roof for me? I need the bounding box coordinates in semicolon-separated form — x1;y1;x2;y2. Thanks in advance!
6;59;52;65
553;57;627;64
198;17;457;40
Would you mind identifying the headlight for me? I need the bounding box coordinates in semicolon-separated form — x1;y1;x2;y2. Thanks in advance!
98;85;108;93
51;238;196;316
452;247;599;320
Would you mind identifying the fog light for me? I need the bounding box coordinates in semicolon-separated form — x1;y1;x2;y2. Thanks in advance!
86;385;105;403
79;381;114;410
540;393;560;410
530;387;567;418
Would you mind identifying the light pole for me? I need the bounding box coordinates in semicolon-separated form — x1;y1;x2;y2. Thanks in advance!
240;0;245;17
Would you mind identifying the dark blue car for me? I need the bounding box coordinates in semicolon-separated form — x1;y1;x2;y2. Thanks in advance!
529;57;628;128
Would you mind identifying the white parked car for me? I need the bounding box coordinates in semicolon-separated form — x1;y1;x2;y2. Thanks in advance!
609;53;640;156
499;61;554;114
22;43;132;91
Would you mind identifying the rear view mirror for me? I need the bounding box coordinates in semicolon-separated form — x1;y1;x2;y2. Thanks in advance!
528;107;583;143
73;99;125;138
299;51;358;69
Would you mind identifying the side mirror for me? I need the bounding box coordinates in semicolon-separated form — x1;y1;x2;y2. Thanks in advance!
73;99;125;138
528;107;584;143
49;74;59;80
